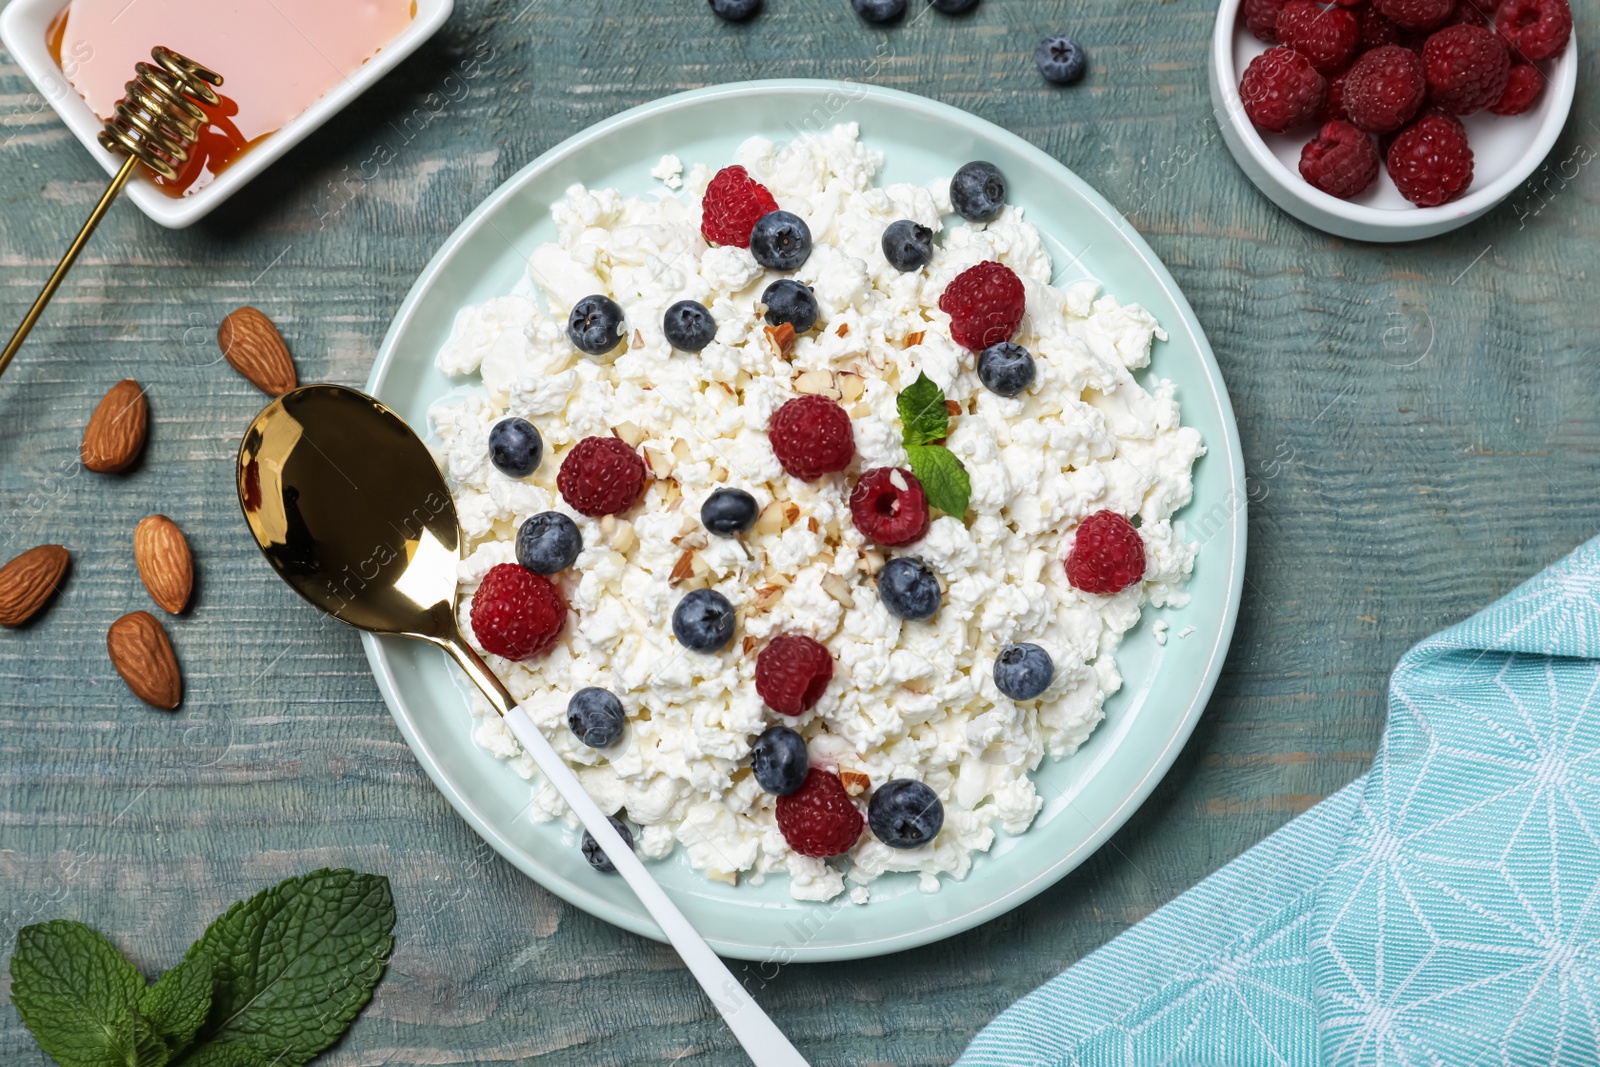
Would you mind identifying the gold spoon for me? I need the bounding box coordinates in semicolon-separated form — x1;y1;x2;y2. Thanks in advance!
237;383;807;1067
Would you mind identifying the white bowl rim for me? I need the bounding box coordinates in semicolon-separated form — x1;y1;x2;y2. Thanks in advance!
0;0;454;229
1210;0;1578;233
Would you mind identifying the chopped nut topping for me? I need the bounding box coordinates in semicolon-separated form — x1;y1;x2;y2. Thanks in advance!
764;322;796;360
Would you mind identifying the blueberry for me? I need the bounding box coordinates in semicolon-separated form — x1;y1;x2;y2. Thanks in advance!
994;642;1054;700
868;779;944;848
881;220;934;272
701;488;760;537
950;161;1007;223
568;294;626;356
751;725;809;796
761;279;819;333
581;816;634;873
708;0;760;20
567;687;626;748
853;0;906;21
488;417;543;477
672;588;737;652
977;342;1036;397
1036;35;1087;85
663;299;717;352
877;557;941;620
516;511;582;574
750;211;813;271
930;0;979;11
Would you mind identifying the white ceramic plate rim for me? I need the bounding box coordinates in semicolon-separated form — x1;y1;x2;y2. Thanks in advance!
361;78;1247;960
0;0;453;229
1210;0;1578;232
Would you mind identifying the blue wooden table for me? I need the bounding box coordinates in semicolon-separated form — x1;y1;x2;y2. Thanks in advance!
2;1;1597;1063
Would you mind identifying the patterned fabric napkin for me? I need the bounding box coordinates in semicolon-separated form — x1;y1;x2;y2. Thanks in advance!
961;537;1600;1066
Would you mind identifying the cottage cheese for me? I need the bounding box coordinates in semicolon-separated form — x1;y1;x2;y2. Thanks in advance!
428;124;1203;902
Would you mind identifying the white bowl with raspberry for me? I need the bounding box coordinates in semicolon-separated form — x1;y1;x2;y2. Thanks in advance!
1210;0;1577;241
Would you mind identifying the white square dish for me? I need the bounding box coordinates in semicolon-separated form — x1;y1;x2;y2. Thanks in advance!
0;0;453;229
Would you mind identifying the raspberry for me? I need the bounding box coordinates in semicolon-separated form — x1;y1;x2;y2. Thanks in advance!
1489;62;1545;114
769;395;855;481
1244;0;1290;42
1320;71;1351;122
937;261;1026;351
1373;0;1453;29
776;769;864;857
557;436;647;517
1238;46;1327;133
1386;111;1473;205
1278;1;1361;73
755;634;835;715
1357;5;1401;49
1453;0;1491;26
1065;511;1146;594
1343;45;1427;133
1423;24;1509;113
469;563;566;660
849;467;930;546
700;165;778;248
1300;120;1381;198
1496;0;1571;61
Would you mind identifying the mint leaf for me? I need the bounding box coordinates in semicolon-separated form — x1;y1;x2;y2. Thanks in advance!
124;1005;171;1067
174;1043;271;1067
140;952;213;1053
10;920;146;1067
907;444;971;517
897;371;948;446
186;869;395;1067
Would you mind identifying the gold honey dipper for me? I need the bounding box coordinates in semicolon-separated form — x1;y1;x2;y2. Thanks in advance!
0;46;222;381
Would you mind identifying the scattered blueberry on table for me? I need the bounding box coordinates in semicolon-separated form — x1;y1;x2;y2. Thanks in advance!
929;0;980;12
750;210;813;270
881;219;934;272
701;487;761;536
977;341;1037;397
761;278;819;332
950;160;1007;222
663;299;717;351
708;0;761;20
487;417;542;477
868;779;945;848
673;588;738;652
994;642;1055;700
568;294;627;356
751;725;810;795
581;816;635;873
1037;34;1088;85
852;0;906;23
877;557;942;620
516;511;582;574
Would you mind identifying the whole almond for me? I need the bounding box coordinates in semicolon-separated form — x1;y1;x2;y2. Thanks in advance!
217;307;297;396
134;515;193;615
81;379;148;473
0;545;70;626
107;611;182;710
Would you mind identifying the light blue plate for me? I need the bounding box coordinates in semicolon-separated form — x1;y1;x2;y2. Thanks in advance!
364;80;1245;962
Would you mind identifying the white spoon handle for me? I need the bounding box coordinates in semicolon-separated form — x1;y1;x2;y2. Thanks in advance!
448;641;809;1067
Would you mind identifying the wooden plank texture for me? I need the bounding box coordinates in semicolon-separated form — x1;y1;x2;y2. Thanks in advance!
2;0;1598;1063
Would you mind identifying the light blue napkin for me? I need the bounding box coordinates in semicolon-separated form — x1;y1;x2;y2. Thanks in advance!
961;537;1600;1066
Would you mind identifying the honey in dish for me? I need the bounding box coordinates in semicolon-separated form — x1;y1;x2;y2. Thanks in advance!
47;0;415;198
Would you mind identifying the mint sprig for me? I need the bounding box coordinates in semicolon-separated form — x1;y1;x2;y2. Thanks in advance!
897;371;950;446
10;870;395;1067
896;372;971;517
